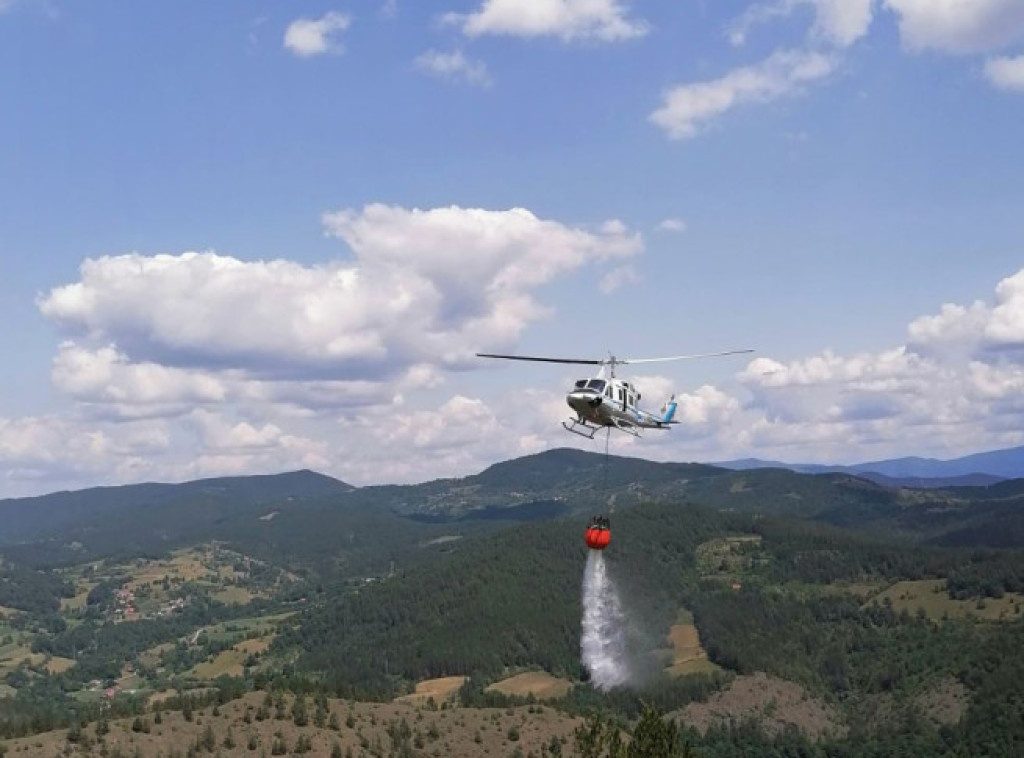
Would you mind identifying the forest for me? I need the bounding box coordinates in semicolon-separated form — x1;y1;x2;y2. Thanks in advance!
2;451;1024;755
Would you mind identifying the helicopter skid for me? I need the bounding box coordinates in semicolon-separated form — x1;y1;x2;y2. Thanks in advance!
562;419;601;439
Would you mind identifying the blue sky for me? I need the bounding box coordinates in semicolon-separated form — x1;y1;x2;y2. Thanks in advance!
2;0;1024;496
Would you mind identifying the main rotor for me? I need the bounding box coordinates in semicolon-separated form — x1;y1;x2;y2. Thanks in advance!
475;349;754;378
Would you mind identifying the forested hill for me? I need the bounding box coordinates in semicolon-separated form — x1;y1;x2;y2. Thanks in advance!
6;449;1024;570
0;469;349;545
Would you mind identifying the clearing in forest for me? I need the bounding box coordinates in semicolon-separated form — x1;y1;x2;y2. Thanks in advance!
190;648;248;679
664;614;718;677
696;535;764;581
486;672;573;700
867;579;1024;622
213;586;254;605
44;656;75;675
394;676;468;705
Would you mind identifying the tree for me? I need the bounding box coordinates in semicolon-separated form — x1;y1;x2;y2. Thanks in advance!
573;713;623;758
292;696;308;727
201;724;216;753
626;705;677;758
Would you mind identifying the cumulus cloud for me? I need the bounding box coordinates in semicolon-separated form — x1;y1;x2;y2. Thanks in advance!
717;267;1024;460
446;0;647;42
0;414;175;495
985;54;1024;91
12;204;645;494
284;11;351;57
650;49;838;140
907;269;1024;357
883;0;1024;54
40;205;641;384
13;264;1024;494
415;49;493;87
50;343;403;420
729;0;875;48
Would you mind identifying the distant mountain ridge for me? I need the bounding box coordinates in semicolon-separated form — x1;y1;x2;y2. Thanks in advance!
714;445;1024;486
0;469;350;545
7;446;1024;570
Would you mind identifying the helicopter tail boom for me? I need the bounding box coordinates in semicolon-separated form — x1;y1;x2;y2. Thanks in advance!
662;395;678;424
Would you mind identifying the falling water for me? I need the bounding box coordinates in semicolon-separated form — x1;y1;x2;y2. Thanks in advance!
581;550;631;690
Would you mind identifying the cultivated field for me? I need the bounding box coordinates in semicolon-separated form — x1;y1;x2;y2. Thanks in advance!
486;672;574;700
394;676;467;706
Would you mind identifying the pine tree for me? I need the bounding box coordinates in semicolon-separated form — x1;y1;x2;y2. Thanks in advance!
626;705;677;758
201;724;216;753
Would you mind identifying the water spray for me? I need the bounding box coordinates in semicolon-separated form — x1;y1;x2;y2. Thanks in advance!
581;550;631;690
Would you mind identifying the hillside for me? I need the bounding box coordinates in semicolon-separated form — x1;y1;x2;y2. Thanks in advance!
2;450;1024;755
6;449;1024;572
0;470;350;546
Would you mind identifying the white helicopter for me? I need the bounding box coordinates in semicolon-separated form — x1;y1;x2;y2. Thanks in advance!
476;350;753;439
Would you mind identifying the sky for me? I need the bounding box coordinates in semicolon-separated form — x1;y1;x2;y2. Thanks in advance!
2;0;1024;497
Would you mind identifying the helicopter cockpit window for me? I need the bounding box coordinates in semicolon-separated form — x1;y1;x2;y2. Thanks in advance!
587;379;606;392
575;380;587;389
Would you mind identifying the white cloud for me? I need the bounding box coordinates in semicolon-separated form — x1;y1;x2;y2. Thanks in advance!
49;343;403;420
446;0;647;42
656;218;686;233
415;49;493;87
883;0;1024;54
813;0;876;46
598;265;639;293
715;267;1024;459
650;49;838;140
284;11;351;57
13;265;1024;494
39;206;641;384
9;204;645;495
985;54;1024;90
907;269;1024;356
729;0;875;48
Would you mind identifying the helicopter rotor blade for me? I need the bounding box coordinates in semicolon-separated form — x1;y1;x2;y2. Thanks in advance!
476;353;603;365
622;349;754;364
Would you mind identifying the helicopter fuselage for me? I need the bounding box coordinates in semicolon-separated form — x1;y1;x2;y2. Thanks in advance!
564;377;675;438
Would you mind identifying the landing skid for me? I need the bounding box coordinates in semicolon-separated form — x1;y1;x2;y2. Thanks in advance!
562;417;643;438
609;417;642;437
562;418;601;439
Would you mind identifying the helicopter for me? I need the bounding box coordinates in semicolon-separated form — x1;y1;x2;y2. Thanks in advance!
476;350;753;439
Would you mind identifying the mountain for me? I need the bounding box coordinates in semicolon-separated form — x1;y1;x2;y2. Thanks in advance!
0;469;351;546
714;445;1024;484
7;447;1024;572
